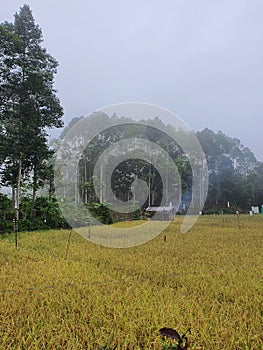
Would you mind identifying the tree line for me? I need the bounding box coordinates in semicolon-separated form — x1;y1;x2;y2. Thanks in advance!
60;114;263;221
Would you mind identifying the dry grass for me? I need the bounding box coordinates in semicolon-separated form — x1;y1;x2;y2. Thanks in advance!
0;215;262;349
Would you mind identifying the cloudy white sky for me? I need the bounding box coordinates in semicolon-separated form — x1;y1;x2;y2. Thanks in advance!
1;1;263;160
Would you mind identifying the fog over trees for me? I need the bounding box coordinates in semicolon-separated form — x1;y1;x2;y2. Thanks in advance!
1;5;263;233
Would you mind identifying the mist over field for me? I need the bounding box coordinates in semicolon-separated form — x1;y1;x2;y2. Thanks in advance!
1;3;263;350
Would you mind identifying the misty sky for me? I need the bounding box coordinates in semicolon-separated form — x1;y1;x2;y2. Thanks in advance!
1;1;263;160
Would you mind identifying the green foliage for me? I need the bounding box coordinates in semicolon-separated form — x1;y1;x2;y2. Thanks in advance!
0;4;63;211
75;116;263;217
196;128;263;210
0;195;67;233
86;201;114;225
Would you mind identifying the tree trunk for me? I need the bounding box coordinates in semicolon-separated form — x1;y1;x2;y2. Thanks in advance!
48;177;53;201
15;158;22;221
14;158;22;248
12;186;15;209
32;164;37;217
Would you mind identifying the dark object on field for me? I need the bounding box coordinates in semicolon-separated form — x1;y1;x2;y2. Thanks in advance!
159;327;190;349
160;327;180;340
164;235;167;242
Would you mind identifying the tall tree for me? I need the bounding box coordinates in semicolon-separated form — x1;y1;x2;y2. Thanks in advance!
0;5;63;219
196;128;259;209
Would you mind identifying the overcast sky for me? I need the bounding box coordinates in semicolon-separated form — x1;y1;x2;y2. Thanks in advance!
1;1;263;160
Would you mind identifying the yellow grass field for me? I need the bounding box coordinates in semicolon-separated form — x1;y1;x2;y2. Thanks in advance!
0;215;262;349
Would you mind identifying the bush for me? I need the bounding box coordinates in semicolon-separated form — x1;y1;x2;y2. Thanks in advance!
0;195;68;233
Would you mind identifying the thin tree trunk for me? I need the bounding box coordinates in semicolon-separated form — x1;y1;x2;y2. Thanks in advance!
14;158;22;248
12;186;15;209
32;164;37;217
48;175;54;200
15;158;22;220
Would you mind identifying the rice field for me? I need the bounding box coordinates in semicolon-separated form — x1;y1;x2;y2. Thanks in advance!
0;215;262;349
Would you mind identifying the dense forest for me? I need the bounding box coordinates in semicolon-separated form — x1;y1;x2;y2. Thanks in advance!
1;5;263;233
58;114;263;219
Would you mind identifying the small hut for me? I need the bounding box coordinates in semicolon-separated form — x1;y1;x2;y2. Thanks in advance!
146;206;175;221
